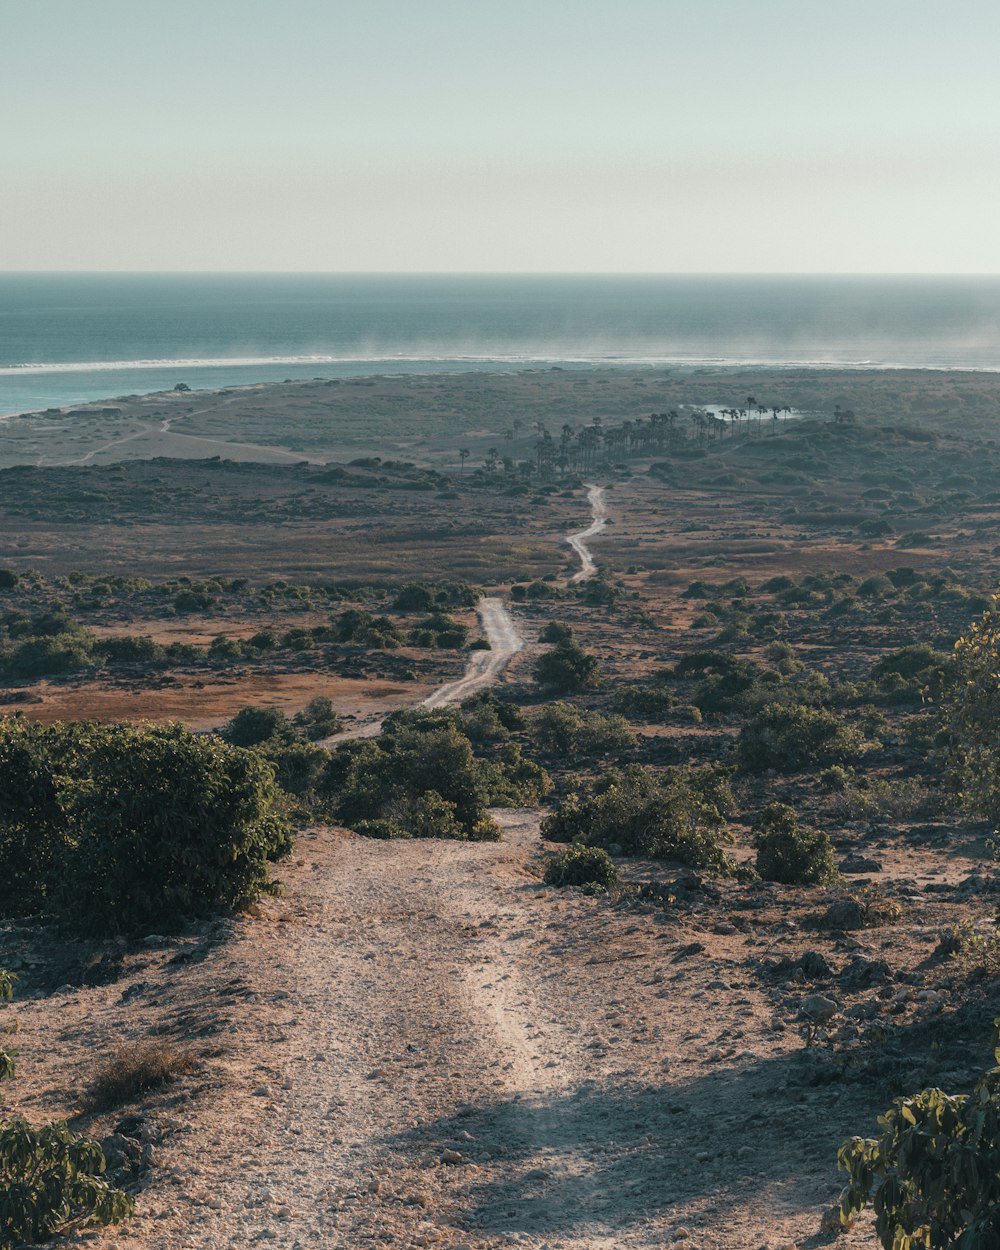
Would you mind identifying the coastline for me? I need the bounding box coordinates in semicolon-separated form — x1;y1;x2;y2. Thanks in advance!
2;362;999;471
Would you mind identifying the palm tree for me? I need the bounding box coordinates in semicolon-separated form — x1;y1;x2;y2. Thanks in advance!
458;448;469;474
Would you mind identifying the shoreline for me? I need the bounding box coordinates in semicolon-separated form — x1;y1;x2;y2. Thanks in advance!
6;357;1000;424
2;363;999;472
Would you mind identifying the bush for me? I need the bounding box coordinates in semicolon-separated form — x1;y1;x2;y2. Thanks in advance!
752;803;836;885
221;705;293;747
86;1041;196;1111
839;1024;1000;1247
0;1120;134;1248
0;719;290;932
543;846;619;891
324;713;503;840
538;621;574;644
532;703;637;756
541;764;734;872
533;640;600;694
941;599;1000;823
736;702;866;772
292;696;343;740
615;684;676;722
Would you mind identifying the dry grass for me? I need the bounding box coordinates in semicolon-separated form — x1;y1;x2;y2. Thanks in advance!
86;1041;197;1111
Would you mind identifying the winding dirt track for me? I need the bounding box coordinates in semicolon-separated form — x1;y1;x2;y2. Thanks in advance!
566;485;608;583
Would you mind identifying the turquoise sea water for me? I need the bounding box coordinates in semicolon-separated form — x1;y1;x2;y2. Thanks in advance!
3;274;1000;417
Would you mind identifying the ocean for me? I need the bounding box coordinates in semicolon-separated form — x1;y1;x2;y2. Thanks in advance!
3;273;1000;417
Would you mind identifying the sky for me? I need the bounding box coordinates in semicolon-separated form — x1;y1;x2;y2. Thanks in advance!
3;0;1000;273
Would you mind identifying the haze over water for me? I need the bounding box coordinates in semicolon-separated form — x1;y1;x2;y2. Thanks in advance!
3;273;1000;417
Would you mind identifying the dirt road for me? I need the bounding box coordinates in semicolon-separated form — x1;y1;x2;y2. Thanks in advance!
566;485;608;583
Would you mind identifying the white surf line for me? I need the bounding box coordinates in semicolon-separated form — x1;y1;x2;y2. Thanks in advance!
566;483;608;582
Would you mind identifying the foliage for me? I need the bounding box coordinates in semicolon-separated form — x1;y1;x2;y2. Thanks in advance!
292;695;343;740
407;612;468;649
941;599;1000;824
538;621;574;644
221;705;294;747
543;845;619;891
839;1023;1000;1249
0;1119;134;1248
0;718;290;932
531;702;636;756
323;712;504;840
532;639;601;694
0;972;15;1084
335;608;403;648
735;702;867;773
541;764;734;872
614;683;676;722
752;803;836;885
871;644;952;705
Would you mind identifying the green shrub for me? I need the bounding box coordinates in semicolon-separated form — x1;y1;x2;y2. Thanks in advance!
538;621;574;644
615;684;676;722
839;1024;1000;1247
532;702;636;755
941;599;1000;824
543;845;619;891
335;609;402;648
736;702;866;772
221;705;293;747
0;719;290;933
533;640;600;694
0;1119;134;1248
541;764;734;872
324;713;506;840
291;696;343;740
752;803;836;885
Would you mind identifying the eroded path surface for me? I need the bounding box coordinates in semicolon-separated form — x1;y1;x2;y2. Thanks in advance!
566;484;608;583
118;813;855;1250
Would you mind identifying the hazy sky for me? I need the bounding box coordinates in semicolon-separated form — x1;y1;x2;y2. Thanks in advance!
4;0;999;272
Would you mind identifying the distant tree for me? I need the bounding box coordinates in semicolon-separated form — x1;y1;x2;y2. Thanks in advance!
458;448;470;474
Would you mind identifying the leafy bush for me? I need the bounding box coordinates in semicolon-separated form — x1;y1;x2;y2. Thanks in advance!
335;609;402;648
543;845;619;891
292;696;343;740
941;599;1000;823
839;1024;1000;1247
533;639;601;694
221;705;293;747
0;972;15;1084
324;714;502;840
615;684;676;722
736;703;867;772
0;719;290;933
0;1119;134;1248
541;764;734;872
531;702;636;755
538;621;574;644
752;803;836;885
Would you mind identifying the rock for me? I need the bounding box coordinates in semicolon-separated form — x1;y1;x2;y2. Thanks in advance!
840;955;891;987
819;899;867;930
799;993;838;1023
713;923;738;935
840;855;883;874
440;1149;463;1164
